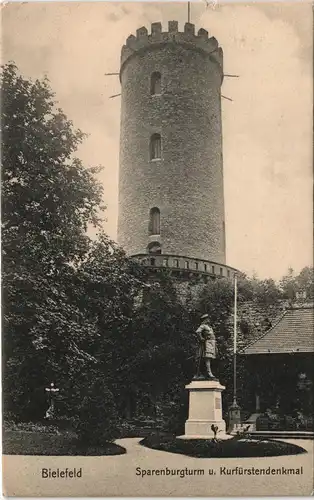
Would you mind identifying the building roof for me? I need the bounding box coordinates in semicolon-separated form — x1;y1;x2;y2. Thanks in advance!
242;306;314;355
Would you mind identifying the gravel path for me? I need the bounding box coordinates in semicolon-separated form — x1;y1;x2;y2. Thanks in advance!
3;438;313;496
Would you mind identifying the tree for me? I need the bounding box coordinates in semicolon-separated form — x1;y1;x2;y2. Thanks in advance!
295;267;314;299
279;266;314;302
57;234;146;420
251;278;282;307
194;275;281;410
73;373;121;445
2;63;104;272
1;63;105;419
119;273;196;431
279;268;297;302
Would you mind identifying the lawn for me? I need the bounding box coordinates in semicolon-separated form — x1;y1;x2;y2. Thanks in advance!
3;421;126;456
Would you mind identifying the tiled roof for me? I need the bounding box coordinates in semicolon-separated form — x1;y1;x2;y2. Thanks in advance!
242;306;314;355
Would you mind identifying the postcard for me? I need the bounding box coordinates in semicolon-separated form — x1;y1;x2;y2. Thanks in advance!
2;1;313;496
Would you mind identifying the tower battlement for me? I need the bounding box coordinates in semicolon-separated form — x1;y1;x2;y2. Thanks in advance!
120;21;223;76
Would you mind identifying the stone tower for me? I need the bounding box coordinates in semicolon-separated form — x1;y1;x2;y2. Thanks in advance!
118;21;236;280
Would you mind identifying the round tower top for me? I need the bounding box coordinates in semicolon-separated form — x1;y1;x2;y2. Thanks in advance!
120;21;223;78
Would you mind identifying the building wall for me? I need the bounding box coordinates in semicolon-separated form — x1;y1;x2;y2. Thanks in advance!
118;22;226;264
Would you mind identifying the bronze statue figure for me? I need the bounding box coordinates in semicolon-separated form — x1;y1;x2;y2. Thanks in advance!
194;314;217;380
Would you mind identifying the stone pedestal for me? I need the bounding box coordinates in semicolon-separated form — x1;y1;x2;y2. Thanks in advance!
184;380;226;438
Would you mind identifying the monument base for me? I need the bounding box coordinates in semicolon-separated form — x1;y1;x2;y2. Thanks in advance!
183;379;227;439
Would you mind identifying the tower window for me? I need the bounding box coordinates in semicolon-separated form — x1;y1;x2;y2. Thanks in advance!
150;72;161;95
150;133;161;160
194;262;198;270
149;207;160;235
173;259;179;268
211;265;215;274
147;242;161;254
163;259;168;267
204;263;207;272
184;261;189;269
220;267;223;276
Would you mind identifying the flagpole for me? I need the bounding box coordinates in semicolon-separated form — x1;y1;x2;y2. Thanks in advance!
228;273;241;432
188;1;191;23
233;273;238;404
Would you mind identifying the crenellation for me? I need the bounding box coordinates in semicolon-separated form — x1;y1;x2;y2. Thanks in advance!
217;47;224;67
209;36;219;49
184;22;195;36
208;45;223;70
126;34;136;47
121;24;224;75
136;26;148;39
151;22;162;37
198;28;208;39
168;20;178;33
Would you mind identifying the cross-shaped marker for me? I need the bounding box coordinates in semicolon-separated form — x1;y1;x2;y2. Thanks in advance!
45;382;60;419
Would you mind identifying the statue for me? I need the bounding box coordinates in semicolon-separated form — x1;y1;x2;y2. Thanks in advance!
194;314;217;380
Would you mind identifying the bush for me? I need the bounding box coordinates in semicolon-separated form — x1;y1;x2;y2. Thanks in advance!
140;435;307;458
73;378;120;445
156;390;188;435
3;420;61;434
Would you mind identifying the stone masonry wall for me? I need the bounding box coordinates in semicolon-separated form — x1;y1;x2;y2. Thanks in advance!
117;21;226;264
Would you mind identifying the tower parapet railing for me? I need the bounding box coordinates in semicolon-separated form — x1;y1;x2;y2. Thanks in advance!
131;253;238;281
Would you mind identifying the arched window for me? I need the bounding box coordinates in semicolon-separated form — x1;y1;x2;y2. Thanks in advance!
147;242;161;255
150;133;161;160
150;72;161;95
149;207;160;235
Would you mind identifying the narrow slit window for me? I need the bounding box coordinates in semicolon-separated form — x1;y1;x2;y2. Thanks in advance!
204;263;207;272
149;207;160;235
150;72;161;95
150;133;161;160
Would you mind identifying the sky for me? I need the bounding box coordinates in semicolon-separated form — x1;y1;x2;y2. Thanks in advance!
2;1;313;279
